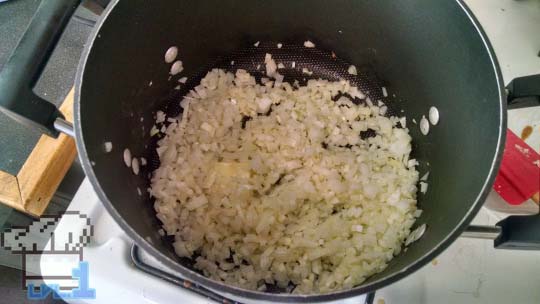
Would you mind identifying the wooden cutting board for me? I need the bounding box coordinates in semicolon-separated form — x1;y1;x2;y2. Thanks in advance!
0;89;77;217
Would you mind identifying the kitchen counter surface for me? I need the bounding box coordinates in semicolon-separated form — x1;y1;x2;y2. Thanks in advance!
0;0;95;174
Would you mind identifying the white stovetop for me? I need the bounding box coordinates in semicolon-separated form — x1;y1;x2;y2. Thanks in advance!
46;1;540;303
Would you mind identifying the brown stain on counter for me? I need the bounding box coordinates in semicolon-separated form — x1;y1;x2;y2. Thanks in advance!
520;125;533;141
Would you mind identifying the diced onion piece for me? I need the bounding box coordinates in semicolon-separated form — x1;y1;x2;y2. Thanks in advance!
257;97;273;113
156;110;166;123
405;224;426;246
420;115;429;135
132;157;140;175
164;46;178;63
399;117;406;128
420;181;428;194
104;142;113;153
429;106;440;125
274;73;284;87
150;125;159;136
123;148;131;167
201;122;215;135
302;68;313;75
170;60;183;75
347;65;357;75
264;53;277;78
304;40;315;48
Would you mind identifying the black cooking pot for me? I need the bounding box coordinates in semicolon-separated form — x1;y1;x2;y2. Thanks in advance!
1;0;539;302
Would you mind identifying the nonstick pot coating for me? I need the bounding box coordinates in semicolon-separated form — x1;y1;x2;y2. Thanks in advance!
75;0;504;301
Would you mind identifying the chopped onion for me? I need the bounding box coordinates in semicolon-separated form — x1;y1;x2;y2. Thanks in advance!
420;181;428;194
150;125;159;136
274;73;284;87
104;142;113;153
164;46;178;63
347;65;357;75
420;115;429;135
405;224;426;246
256;97;273;113
429;106;440;125
399;117;406;127
382;87;388;97
156;110;166;123
123;148;131;167
170;60;184;75
264;53;277;77
151;69;421;293
132;157;140;175
302;68;313;75
304;40;315;48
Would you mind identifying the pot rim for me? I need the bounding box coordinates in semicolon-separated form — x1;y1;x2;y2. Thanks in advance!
74;0;506;301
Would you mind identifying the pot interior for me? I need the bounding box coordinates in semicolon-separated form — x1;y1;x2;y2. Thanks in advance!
77;0;503;298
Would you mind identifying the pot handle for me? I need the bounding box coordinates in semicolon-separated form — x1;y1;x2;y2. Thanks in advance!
506;74;540;109
464;218;540;250
468;74;540;249
0;0;82;138
468;216;540;250
494;215;540;249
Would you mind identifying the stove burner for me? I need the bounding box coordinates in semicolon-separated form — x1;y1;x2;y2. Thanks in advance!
130;245;375;304
131;245;239;303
